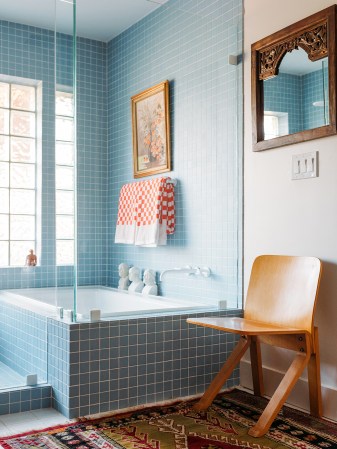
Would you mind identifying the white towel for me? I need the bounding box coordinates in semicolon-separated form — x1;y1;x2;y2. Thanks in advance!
115;177;175;246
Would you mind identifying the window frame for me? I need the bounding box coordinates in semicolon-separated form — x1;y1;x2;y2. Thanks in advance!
0;77;41;267
55;86;75;266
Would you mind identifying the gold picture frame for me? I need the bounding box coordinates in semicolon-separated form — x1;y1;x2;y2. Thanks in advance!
131;80;171;178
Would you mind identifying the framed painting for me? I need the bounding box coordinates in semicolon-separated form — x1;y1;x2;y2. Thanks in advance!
131;80;171;178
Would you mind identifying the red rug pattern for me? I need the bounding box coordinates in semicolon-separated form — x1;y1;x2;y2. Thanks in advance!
1;389;337;449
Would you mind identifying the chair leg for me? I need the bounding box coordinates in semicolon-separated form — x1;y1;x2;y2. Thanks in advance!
308;327;322;417
194;335;251;411
248;350;310;437
250;336;264;396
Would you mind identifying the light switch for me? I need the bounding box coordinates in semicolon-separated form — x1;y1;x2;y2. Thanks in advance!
292;151;318;180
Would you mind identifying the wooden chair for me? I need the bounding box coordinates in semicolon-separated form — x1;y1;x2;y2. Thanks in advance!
187;255;322;437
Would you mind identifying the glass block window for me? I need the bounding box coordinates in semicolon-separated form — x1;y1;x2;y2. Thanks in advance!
0;81;38;267
55;89;75;265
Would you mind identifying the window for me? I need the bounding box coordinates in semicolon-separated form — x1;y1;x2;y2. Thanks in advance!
264;111;289;140
55;88;75;265
0;80;39;267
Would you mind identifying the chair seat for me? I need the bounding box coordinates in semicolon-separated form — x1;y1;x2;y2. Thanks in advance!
187;317;306;335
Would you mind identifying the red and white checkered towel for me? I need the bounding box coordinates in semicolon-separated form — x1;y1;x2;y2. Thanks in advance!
114;182;138;244
115;177;175;246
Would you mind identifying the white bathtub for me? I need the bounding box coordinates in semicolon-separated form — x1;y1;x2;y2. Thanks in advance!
0;286;218;321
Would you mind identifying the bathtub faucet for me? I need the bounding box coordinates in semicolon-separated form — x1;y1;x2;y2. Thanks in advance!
160;265;211;281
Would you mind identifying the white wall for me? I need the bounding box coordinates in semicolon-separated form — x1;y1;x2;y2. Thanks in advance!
244;0;337;421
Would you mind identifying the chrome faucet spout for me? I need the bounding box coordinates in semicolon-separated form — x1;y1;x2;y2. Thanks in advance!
160;265;211;281
160;265;194;281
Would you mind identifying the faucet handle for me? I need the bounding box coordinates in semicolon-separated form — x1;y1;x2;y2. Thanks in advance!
201;266;211;277
189;266;201;276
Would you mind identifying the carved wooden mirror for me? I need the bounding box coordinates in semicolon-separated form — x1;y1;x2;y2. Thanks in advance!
251;5;337;151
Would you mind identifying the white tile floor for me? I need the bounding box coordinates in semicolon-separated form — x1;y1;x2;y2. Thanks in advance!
0;408;75;438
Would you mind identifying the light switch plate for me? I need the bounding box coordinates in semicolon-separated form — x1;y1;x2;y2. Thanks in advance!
292;151;318;180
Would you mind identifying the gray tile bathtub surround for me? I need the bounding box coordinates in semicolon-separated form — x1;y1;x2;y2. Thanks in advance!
49;309;242;418
0;386;51;415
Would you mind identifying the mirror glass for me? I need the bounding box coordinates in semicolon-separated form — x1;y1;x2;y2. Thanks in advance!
263;49;329;140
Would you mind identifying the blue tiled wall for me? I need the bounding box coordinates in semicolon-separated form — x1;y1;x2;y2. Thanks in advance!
0;21;107;289
0;300;48;383
264;72;303;134
303;66;329;130
1;1;243;310
107;0;243;308
0;1;244;418
264;67;329;134
0;291;51;416
76;37;107;286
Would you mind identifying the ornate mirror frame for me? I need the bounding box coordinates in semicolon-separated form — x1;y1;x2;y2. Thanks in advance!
251;5;337;151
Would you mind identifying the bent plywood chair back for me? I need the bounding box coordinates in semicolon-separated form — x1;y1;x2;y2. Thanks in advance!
245;255;321;335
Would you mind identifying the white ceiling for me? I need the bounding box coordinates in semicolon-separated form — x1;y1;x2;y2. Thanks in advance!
279;48;327;75
0;0;168;42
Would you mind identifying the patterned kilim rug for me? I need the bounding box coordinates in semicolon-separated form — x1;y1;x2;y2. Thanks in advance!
1;389;337;449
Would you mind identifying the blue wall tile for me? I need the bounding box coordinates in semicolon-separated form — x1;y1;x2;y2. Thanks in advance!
0;21;107;289
0;0;243;418
0;300;48;382
264;65;329;135
107;0;243;308
0;0;243;309
303;65;329;130
264;72;303;134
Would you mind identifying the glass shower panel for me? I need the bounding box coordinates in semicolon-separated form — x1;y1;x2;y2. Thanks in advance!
0;0;59;391
140;1;242;309
55;0;77;318
75;0;243;320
